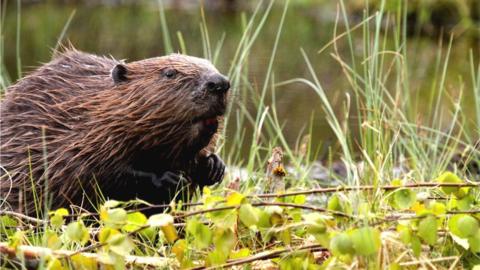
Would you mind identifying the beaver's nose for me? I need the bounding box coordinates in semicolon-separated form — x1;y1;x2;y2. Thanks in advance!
205;74;230;94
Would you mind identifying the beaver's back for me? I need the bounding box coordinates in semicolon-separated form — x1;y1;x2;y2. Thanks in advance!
0;51;121;211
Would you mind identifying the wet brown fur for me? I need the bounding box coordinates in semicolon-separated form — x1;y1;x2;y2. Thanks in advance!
0;48;225;213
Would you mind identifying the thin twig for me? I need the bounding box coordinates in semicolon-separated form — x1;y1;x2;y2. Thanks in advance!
0;242;173;267
0;211;45;224
399;255;459;266
189;244;327;270
254;182;480;199
176;201;353;219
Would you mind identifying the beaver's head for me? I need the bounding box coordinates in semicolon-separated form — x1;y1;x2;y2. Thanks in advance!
109;54;230;157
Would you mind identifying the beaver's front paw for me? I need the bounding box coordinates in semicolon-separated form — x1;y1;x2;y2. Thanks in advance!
195;154;225;187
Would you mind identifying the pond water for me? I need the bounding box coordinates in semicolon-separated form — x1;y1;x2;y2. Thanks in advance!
2;1;478;160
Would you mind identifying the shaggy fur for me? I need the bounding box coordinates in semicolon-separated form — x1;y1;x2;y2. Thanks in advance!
0;49;229;214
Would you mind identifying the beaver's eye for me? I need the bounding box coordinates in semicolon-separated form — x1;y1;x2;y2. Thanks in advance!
163;68;177;79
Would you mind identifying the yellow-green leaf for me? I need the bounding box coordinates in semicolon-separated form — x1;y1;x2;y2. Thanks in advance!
160;222;178;244
418;215;437;245
436;171;463;194
239;203;260;228
123;212;147;233
172;239;187;262
229;248;251;259
103;208;127;229
351;227;381;256
330;233;355;255
226;192;245;206
393;189;416;209
65;221;89;245
456;215;479;238
186;219;212;249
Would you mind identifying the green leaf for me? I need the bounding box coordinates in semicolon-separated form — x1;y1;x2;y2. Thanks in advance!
65;221;89;245
99;227;119;243
44;230;62;250
436;171;463;194
213;228;236;254
0;215;18;235
206;249;229;266
186;219;212;249
456;215;479;238
123;212;147;233
8;231;25;249
293;195;306;204
71;254;97;270
327;193;351;214
109;235;134;256
238;203;260;228
397;225;411;244
207;207;237;229
49;208;69;229
393;189;416;209
264;206;284;226
172;239;187;262
449;214;480;239
330;233;355;255
226;192;245;206
418;215;437;245
161;223;178;244
457;195;474;211
257;209;272;228
411;235;421;257
46;257;65;270
229;248;251;259
186;219;213;249
102;208;127;229
431;202;446;216
327;194;342;212
448;214;463;236
351;227;381;256
468;230;480;252
98;228;134;257
304;213;327;235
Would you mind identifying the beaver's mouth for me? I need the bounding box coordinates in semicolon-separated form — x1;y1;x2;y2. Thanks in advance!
202;117;219;128
194;103;225;125
194;113;222;130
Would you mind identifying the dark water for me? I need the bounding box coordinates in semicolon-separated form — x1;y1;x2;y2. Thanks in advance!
2;1;478;160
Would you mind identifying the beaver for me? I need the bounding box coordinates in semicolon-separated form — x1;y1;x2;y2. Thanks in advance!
0;49;230;215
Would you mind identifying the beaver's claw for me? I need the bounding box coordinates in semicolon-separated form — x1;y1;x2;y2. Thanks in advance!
153;171;190;189
195;153;225;187
129;169;189;189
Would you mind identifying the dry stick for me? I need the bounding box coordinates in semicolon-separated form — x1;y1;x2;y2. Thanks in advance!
189;244;327;270
0;210;45;224
176;201;353;219
253;182;480;199
399;255;459;267
0;242;173;268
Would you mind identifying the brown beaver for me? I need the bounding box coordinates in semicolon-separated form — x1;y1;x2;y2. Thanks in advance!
0;49;230;215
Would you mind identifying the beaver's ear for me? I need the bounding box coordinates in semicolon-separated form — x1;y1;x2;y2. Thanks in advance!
111;64;128;84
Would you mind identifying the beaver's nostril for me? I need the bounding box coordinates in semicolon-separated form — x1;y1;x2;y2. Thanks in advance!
206;82;216;91
205;74;230;94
